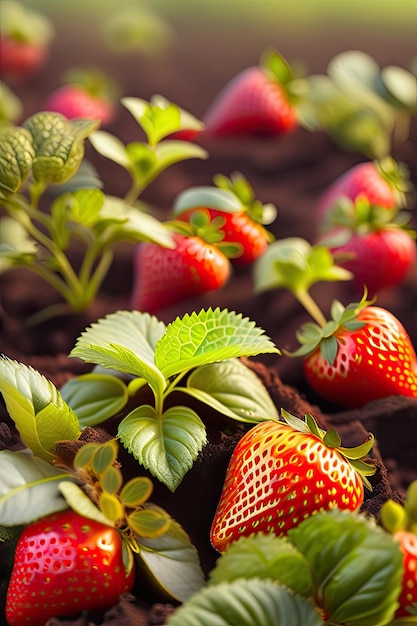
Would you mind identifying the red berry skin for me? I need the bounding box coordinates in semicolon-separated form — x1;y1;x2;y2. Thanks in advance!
5;510;134;626
45;85;114;126
130;233;231;314
0;36;47;80
178;207;270;265
210;419;365;553
203;66;298;136
325;227;416;295
317;161;402;222
303;306;417;409
394;531;417;618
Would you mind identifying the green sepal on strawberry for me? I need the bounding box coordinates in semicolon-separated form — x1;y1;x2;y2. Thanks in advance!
173;172;276;265
380;480;417;619
202;49;300;136
289;291;417;408
317;196;417;295
210;409;375;553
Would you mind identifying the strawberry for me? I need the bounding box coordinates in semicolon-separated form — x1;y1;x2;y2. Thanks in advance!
317;157;413;224
210;410;375;552
291;294;417;408
5;509;135;626
0;37;48;80
380;480;417;618
130;232;232;314
202;49;299;136
172;173;276;265
317;196;416;295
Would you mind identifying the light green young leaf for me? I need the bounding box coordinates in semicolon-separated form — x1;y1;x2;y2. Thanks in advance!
0;450;73;526
153;140;208;174
155;308;279;380
288;509;403;625
88;130;130;169
70;310;167;396
122;97;181;145
60;373;129;427
166;578;322;626
0;216;38;271
151;94;205;134
173;186;243;217
209;533;312;598
137;505;205;602
0;357;80;462
182;359;278;423
118;404;207;492
0;126;35;192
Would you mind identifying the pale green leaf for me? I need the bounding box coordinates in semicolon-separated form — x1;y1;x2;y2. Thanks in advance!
183;359;278;423
209;533;312;599
122;97;183;144
155;308;279;380
100;491;124;523
101;465;123;495
120;476;153;507
151;94;205;134
288;509;403;625
0;450;73;526
173;186;243;217
0;126;35;192
70;310;167;396
0;357;80;461
89;130;130;168
118;404;207;491
58;481;114;527
137;506;205;602
153;140;208;173
91;440;118;474
128;507;171;538
381;65;417;110
166;578;322;626
0;216;38;271
60;373;129;427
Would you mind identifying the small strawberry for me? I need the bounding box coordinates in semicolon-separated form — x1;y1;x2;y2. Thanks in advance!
291;293;417;408
317;197;416;295
130;231;232;314
380;480;417;618
202;49;299;136
173;173;276;265
317;157;413;223
210;410;375;552
5;509;135;626
44;68;118;127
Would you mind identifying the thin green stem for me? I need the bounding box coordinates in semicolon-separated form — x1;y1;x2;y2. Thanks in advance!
83;248;114;305
295;289;327;327
124;180;144;206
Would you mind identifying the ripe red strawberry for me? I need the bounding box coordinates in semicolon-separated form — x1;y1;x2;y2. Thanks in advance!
323;226;416;295
0;37;48;80
203;50;298;136
317;158;412;223
293;295;417;408
130;232;231;314
45;84;115;126
210;411;375;552
380;480;417;618
6;509;135;626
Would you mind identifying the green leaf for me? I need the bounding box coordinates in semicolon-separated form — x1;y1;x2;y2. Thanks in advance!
0;357;80;462
151;94;205;134
101;465;123;495
100;491;124;522
120;476;153;507
0;216;38;271
137;507;205;602
209;533;312;599
128;507;171;538
60;373;129;427
122;97;182;145
166;578;322;626
0;126;35;192
70;310;167;396
91;440;118;474
126;142;157;185
381;65;417;110
118;404;207;491
153;140;208;175
24;112;98;184
58;481;114;527
0;450;73;526
288;509;403;625
183;359;278;423
155;308;279;380
89;130;130;169
173;186;243;217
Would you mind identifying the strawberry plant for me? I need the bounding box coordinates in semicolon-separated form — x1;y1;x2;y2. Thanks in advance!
254;238;417;408
0;96;207;321
210;409;376;552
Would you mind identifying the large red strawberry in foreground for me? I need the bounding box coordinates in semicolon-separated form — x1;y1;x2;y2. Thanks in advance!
292;294;417;409
202;49;299;137
210;411;375;553
6;509;135;626
130;231;232;314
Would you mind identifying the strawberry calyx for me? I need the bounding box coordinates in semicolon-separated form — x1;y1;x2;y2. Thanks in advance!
380;480;417;536
213;171;277;226
281;409;376;490
287;290;374;363
260;48;303;105
375;156;414;209
167;215;242;258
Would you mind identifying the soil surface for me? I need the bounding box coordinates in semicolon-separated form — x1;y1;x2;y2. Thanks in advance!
1;5;417;624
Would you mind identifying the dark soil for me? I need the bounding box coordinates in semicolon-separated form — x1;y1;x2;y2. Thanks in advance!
1;6;417;624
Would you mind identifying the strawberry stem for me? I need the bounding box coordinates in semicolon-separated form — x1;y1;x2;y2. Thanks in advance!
295;288;327;327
